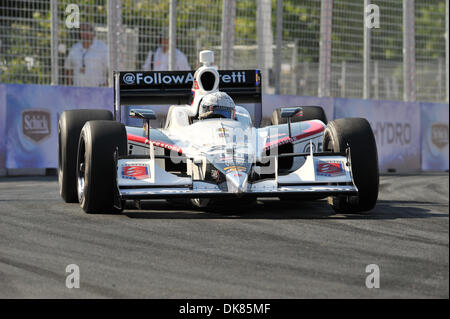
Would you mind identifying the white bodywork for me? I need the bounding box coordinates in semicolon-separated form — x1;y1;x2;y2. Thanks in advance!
116;50;357;199
117;116;356;198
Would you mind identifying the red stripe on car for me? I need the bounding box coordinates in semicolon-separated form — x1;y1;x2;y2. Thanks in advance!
127;133;183;154
264;121;324;150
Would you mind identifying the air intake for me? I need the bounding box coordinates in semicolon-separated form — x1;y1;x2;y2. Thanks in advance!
200;71;216;91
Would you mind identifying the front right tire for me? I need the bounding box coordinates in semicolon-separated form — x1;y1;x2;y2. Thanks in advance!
58;109;113;203
323;118;379;213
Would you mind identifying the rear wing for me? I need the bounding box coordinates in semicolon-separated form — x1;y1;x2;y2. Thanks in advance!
113;70;262;124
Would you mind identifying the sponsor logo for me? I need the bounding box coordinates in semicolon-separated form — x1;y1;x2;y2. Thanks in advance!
122;73;136;84
152;141;182;153
124;72;195;85
217;127;229;138
22;109;51;143
264;136;291;150
122;71;248;85
431;123;449;149
224;165;247;173
370;122;412;146
316;161;345;177
121;164;150;180
218;72;246;83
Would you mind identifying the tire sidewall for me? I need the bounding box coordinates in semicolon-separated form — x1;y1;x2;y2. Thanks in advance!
58;109;113;203
77;120;127;213
323;118;379;213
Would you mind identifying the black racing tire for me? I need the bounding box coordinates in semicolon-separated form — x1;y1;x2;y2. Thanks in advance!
271;106;328;125
58;109;113;203
323;118;379;214
76;120;127;214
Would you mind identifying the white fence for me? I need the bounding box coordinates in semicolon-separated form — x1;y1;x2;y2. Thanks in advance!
0;0;448;103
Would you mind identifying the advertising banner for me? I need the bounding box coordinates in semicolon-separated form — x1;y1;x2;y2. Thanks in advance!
420;102;449;171
5;84;113;169
2;83;447;172
261;94;334;127
334;98;421;172
0;85;6;175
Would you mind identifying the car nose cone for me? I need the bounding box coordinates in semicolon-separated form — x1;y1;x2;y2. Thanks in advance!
226;172;248;195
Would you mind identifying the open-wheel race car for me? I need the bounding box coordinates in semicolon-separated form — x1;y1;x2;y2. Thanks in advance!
58;50;379;214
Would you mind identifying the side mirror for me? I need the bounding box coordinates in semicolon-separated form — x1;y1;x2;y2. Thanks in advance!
280;107;303;119
129;109;156;141
279;107;302;137
129;109;157;120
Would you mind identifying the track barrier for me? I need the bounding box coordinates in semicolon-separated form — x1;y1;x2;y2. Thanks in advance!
0;84;447;175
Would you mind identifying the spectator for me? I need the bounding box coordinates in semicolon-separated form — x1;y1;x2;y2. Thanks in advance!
64;23;109;87
142;28;190;71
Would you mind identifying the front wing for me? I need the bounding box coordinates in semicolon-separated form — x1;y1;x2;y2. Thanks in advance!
116;151;358;200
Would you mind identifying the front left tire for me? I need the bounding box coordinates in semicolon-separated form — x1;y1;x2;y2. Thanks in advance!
76;120;127;213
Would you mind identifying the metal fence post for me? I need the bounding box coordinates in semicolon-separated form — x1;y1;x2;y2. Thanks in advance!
446;0;449;102
168;0;177;71
363;0;371;99
340;60;346;97
374;60;379;99
220;0;236;69
50;0;58;85
318;0;332;97
403;0;416;102
257;0;273;94
291;39;298;94
274;0;282;95
107;0;122;86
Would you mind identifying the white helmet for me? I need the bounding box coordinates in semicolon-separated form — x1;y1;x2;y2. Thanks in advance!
198;92;236;120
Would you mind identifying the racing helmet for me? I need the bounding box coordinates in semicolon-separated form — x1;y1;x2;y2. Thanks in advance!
198;92;236;120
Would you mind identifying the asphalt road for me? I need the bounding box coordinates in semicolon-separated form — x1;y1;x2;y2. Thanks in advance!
0;173;448;298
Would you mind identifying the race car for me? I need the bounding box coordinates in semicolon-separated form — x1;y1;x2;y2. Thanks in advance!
58;50;379;214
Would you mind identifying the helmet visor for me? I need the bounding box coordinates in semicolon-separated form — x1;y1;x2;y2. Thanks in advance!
206;105;234;119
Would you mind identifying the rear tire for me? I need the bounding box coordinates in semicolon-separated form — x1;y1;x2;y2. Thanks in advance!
58;109;113;203
323;118;379;213
271;106;327;125
76;120;127;214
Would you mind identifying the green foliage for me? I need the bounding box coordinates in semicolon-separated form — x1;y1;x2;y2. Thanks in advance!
1;7;51;84
0;0;446;85
415;0;446;60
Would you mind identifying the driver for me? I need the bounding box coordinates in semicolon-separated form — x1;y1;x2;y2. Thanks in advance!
198;92;236;120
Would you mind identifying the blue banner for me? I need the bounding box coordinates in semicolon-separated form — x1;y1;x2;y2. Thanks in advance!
0;85;6;174
420;102;449;171
334;98;421;172
1;83;448;172
5;84;113;169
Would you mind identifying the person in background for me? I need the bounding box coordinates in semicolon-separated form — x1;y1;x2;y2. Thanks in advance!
64;23;109;87
142;28;190;71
